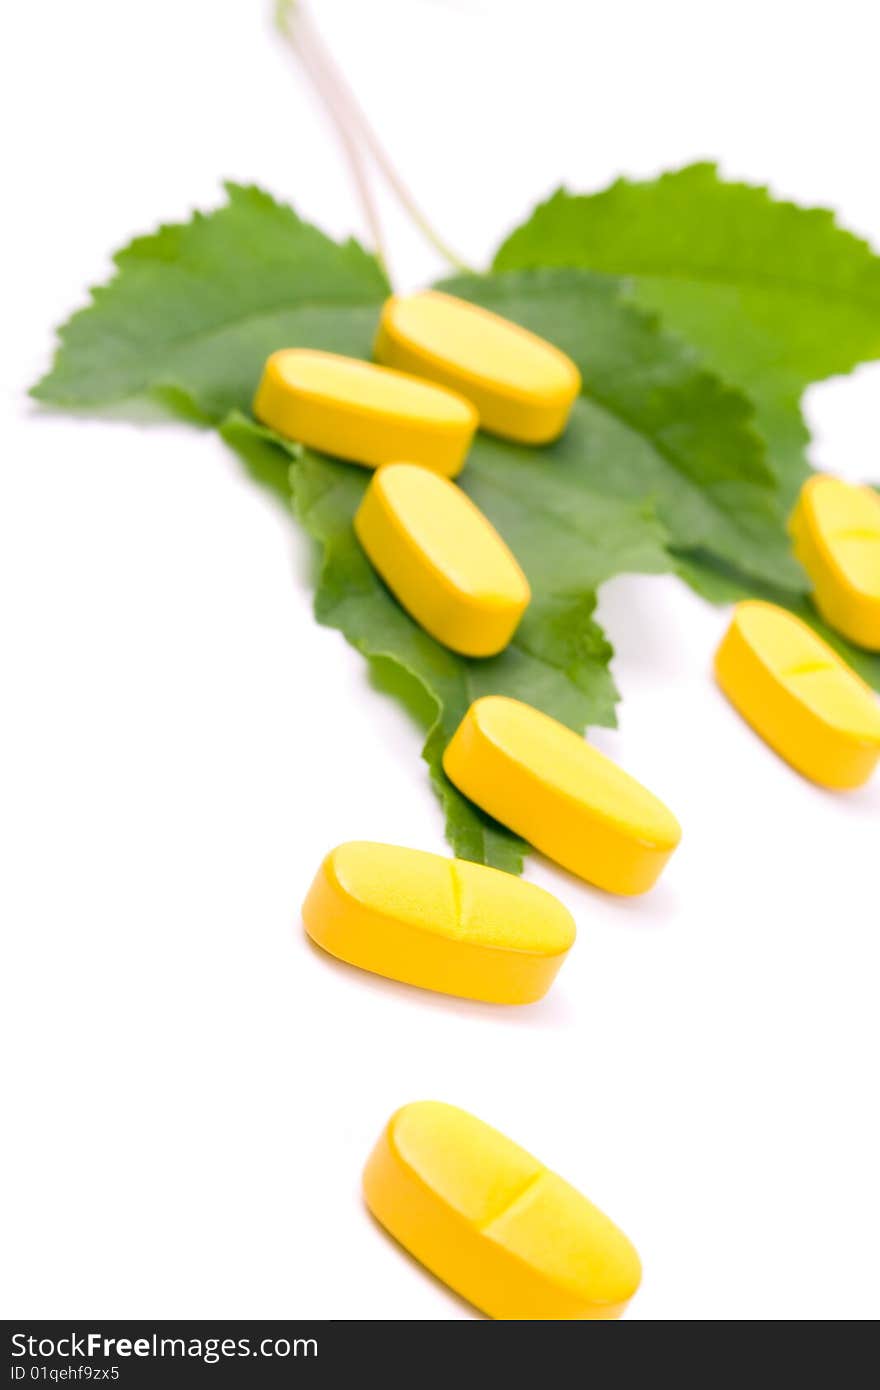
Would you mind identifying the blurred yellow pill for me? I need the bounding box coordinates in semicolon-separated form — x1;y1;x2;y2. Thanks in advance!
363;1101;642;1320
443;696;681;895
374;290;581;444
354;464;531;656
715;600;880;789
253;349;477;476
790;474;880;650
302;842;574;1005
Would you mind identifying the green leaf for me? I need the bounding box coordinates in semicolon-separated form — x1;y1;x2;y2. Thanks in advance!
442;270;803;594
33;184;830;869
494;162;880;505
33;182;389;420
218;264;800;865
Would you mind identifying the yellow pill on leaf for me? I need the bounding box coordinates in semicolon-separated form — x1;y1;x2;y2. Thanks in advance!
354;464;531;657
302;842;575;1005
443;696;681;896
789;474;880;650
253;349;477;477
715;600;880;789
374;290;581;444
363;1101;642;1320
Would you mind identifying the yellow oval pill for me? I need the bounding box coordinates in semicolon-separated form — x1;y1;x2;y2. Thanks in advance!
302;842;575;1005
253;349;477;477
354;464;531;657
363;1101;642;1320
374;291;581;444
789;474;880;650
442;696;681;895
715;599;880;789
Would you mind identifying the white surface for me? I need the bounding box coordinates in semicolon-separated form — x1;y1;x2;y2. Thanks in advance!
2;0;879;1321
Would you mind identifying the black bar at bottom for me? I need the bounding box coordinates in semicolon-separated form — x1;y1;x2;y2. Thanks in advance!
3;1319;632;1385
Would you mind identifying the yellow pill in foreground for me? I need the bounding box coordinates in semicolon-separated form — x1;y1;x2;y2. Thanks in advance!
302;842;574;1005
253;349;477;476
715;600;880;789
443;696;681;895
354;464;531;656
374;290;581;444
789;474;880;650
363;1101;641;1320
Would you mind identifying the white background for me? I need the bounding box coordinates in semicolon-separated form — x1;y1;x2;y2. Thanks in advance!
2;0;879;1321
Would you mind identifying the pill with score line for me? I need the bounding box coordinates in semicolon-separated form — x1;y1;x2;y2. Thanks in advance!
363;1101;642;1320
443;695;681;895
374;290;581;444
253;348;477;477
714;600;880;788
354;464;531;657
789;474;880;651
302;842;575;1005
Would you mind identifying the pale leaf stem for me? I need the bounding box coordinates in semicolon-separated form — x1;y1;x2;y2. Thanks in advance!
276;0;475;276
278;3;390;278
